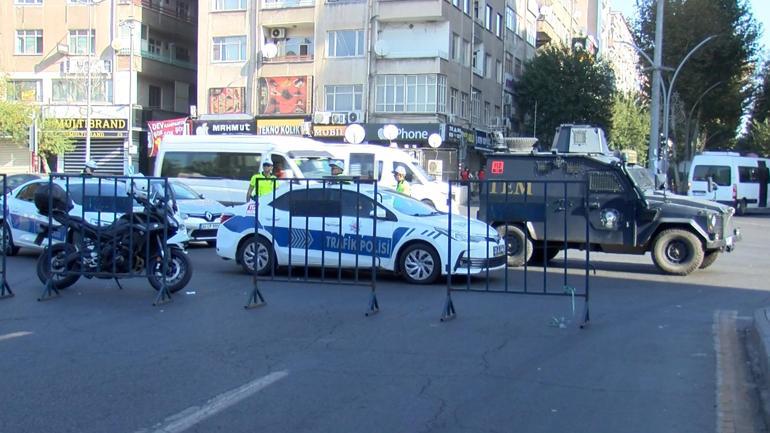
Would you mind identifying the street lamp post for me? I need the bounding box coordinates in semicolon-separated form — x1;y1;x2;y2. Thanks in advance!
685;81;723;161
85;0;105;165
118;18;137;174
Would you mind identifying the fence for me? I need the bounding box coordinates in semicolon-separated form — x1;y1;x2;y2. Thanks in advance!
441;179;592;328
37;174;186;305
0;174;12;299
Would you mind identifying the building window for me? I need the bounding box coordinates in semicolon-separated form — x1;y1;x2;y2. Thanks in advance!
175;45;191;62
472;45;484;76
505;52;513;75
375;74;446;113
515;58;523;78
52;79;112;103
526;18;536;45
148;85;162;108
484;102;491;124
463;0;469;14
449;88;458;115
69;29;95;55
496;60;502;83
15;0;42;4
460;92;468;118
462;39;470;66
176;0;190;19
496;13;503;37
213;0;246;10
471;89;480;123
485;54;492;79
282;37;314;58
505;6;515;31
324;84;363;111
327;30;364;57
485;5;493;30
7;80;41;102
148;37;162;55
212;36;246;62
15;30;43;55
451;33;460;61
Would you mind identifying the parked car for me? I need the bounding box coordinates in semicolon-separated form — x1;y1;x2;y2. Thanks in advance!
215;183;505;284
4;173;42;193
1;178;189;255
164;181;228;245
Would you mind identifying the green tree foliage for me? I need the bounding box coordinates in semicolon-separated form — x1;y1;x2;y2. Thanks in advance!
608;93;649;165
516;46;616;147
634;0;760;150
748;118;770;155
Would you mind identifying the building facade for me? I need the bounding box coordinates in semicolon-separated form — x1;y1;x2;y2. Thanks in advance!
605;10;640;95
198;0;536;179
0;0;197;175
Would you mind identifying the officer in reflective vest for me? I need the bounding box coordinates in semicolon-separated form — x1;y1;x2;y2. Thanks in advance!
247;160;277;201
394;166;411;196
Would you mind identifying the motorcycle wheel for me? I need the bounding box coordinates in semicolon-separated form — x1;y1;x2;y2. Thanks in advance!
36;244;80;290
148;248;192;294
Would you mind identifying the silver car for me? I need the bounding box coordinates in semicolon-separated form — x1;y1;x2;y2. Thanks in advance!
168;181;228;245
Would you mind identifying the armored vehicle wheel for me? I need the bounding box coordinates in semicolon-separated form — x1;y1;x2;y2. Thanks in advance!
496;224;533;267
699;250;720;269
651;229;704;275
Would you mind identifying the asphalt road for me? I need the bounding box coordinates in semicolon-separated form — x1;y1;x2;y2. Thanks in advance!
1;214;770;433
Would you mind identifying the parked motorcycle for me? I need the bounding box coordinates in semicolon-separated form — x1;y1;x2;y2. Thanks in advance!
33;181;193;293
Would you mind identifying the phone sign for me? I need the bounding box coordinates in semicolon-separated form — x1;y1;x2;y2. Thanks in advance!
491;160;504;174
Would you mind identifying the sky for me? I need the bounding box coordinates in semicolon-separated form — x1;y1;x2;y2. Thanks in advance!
612;0;770;59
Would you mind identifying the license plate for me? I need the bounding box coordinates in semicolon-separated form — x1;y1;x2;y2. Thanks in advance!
199;223;219;230
493;244;505;256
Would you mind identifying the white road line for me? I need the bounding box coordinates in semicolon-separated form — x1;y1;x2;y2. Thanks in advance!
137;370;288;433
0;331;32;342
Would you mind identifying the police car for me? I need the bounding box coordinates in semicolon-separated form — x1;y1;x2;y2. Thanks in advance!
215;182;506;284
1;177;188;255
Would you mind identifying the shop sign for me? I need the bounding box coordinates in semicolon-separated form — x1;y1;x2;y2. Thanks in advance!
256;118;307;136
364;123;444;143
49;118;128;138
192;119;255;135
147;118;189;157
257;76;312;116
475;129;493;151
446;124;476;145
463;129;476;146
312;124;347;138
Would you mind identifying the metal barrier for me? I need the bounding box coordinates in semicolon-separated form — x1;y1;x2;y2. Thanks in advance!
441;179;591;328
244;177;379;315
0;174;12;299
37;174;190;305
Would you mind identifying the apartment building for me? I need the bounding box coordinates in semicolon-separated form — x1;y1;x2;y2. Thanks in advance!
535;0;578;49
198;0;535;178
605;10;640;94
0;0;197;175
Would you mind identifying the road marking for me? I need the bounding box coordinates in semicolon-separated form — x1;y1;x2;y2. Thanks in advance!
0;331;32;342
136;370;288;433
714;310;761;433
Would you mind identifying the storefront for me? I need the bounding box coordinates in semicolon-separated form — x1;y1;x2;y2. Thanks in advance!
0;140;32;175
51;118;128;175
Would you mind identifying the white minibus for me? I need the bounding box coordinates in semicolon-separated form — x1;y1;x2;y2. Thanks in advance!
153;135;333;205
687;151;770;215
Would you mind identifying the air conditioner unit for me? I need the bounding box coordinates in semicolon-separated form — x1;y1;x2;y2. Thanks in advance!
347;110;364;124
313;111;331;124
270;27;286;39
330;112;347;125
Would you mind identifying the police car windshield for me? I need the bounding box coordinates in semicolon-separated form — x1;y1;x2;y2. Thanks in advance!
379;190;439;216
626;165;656;192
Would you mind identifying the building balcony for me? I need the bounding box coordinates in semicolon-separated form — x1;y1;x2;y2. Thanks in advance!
263;0;314;9
262;54;314;63
119;0;197;24
377;0;445;22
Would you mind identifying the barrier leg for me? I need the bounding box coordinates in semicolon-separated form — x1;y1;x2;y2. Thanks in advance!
115;278;124;290
245;274;266;309
0;280;12;299
153;285;172;306
440;293;456;322
37;279;60;302
580;299;590;329
365;287;379;317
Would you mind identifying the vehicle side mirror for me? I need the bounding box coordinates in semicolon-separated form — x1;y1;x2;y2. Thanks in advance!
199;193;205;199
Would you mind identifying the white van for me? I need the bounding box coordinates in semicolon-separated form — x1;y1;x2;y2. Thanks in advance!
323;143;457;213
153;135;333;205
687;151;770;215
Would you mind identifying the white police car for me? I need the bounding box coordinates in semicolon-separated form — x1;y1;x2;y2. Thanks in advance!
215;183;506;284
1;177;188;255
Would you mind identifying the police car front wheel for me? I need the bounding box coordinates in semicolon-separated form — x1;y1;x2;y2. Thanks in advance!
399;243;441;284
238;236;274;275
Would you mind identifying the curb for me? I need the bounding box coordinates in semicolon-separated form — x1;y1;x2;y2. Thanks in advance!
751;308;770;428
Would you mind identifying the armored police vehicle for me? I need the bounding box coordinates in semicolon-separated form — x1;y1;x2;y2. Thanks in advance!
477;125;739;275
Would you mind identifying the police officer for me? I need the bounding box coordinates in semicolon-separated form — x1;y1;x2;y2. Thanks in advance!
329;159;344;176
394;166;411;196
82;159;98;176
246;160;277;201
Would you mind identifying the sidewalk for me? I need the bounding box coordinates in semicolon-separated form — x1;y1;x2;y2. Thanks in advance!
751;308;770;426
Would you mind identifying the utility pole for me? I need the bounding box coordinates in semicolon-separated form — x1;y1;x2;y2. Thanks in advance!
648;0;664;175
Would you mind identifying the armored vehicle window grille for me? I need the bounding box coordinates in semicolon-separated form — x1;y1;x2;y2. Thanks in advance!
536;160;551;175
589;172;622;193
565;161;582;175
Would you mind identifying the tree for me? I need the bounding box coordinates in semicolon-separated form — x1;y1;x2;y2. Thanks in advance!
516;46;616;147
608;93;649;165
634;0;761;152
748;119;770;156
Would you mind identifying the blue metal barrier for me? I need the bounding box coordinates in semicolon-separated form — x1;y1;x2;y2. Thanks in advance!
0;174;12;299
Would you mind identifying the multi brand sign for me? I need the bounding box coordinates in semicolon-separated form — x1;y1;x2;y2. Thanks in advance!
48;118;128;138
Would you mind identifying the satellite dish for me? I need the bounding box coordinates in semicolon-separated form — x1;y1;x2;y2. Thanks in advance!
110;39;124;51
374;40;390;56
262;42;278;59
382;124;399;141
